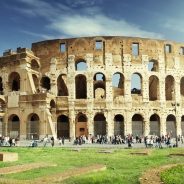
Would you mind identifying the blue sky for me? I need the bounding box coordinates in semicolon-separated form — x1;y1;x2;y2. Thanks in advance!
0;0;184;54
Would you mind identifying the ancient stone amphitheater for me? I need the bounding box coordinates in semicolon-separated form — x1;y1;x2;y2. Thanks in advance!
0;36;184;140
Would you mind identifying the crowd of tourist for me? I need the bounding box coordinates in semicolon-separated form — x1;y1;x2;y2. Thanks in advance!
73;134;184;148
0;134;183;148
0;136;18;147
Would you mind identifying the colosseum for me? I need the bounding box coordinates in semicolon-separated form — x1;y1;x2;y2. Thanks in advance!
0;36;184;140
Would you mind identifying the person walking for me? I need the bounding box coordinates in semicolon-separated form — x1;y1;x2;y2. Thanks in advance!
51;136;54;147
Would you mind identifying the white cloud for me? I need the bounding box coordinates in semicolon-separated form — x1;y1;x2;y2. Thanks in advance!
49;14;163;39
15;0;163;39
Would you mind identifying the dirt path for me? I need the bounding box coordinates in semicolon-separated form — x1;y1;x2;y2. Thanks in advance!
0;162;56;174
0;164;106;184
139;164;180;184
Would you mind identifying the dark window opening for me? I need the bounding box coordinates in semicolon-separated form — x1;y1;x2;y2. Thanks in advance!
41;76;50;91
0;77;3;94
165;44;172;53
180;47;184;55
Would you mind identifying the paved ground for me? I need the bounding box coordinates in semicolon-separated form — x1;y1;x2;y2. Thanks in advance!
15;140;184;149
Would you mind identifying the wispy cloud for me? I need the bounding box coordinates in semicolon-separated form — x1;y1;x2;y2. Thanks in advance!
20;30;54;39
14;0;163;39
163;19;184;33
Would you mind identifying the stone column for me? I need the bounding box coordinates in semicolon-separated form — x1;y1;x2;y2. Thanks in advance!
106;110;113;137
69;107;75;141
124;111;132;135
123;54;132;104
87;111;94;136
176;115;182;136
160;114;166;136
144;115;150;136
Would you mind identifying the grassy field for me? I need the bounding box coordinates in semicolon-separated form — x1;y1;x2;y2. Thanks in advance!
0;147;184;184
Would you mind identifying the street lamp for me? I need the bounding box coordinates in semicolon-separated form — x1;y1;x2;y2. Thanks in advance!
171;102;180;147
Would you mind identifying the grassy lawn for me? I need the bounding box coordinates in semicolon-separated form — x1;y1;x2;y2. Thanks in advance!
161;164;184;184
0;147;183;184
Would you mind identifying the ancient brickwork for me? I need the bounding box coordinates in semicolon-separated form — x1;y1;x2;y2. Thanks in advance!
0;36;184;140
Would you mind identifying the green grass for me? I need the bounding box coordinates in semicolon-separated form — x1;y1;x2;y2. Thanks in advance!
0;147;183;184
161;164;184;184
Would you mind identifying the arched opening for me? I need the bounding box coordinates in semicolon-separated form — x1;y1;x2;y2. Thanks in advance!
112;73;124;97
8;115;20;138
0;99;5;113
50;100;56;109
149;75;159;101
0;77;3;95
57;74;68;96
9;72;20;91
180;77;184;97
41;76;50;91
27;113;39;140
76;113;88;137
75;59;87;71
131;73;142;95
132;114;144;136
57;115;69;138
75;74;87;99
32;74;39;92
181;116;184;136
148;59;158;72
165;75;175;100
149;114;160;136
94;73;106;99
166;114;176;138
114;114;124;137
94;113;106;136
31;59;40;71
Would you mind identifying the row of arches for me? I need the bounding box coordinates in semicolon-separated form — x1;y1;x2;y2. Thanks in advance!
6;113;184;139
57;113;184;138
2;70;184;101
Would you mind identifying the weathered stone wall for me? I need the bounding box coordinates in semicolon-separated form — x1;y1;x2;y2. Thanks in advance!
0;36;184;140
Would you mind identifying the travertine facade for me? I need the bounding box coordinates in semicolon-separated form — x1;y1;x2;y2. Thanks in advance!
0;36;184;140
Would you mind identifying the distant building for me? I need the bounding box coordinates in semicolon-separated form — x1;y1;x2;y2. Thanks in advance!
0;36;184;140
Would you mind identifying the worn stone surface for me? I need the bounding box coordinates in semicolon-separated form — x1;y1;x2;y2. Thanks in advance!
0;152;18;162
0;36;184;140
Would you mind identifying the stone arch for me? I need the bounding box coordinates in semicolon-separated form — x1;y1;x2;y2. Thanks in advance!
57;74;68;96
27;113;40;140
181;116;184;136
149;75;159;101
165;75;175;100
148;59;158;72
8;72;20;91
166;114;176;138
149;114;160;136
75;74;87;99
180;77;184;97
8;114;20;138
114;114;124;137
94;73;106;99
57;115;69;138
131;73;142;94
41;76;50;91
0;98;5;113
32;74;39;92
112;72;124;97
75;59;87;71
94;113;106;136
75;113;88;137
31;59;40;71
132;114;144;136
0;77;3;95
